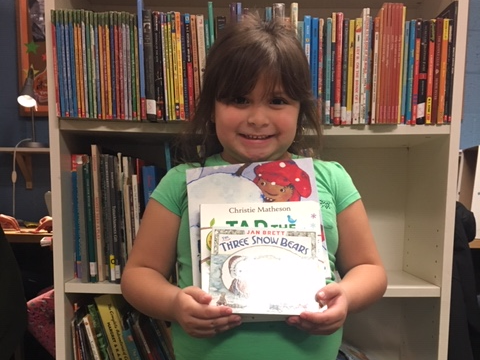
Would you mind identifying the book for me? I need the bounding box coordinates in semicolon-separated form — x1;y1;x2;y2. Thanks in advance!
142;8;157;121
82;313;102;360
87;303;114;360
209;227;325;321
136;0;147;120
186;157;330;288
200;200;327;293
94;294;130;360
90;144;106;282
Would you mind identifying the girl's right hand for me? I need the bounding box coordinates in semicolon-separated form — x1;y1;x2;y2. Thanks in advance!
172;286;242;338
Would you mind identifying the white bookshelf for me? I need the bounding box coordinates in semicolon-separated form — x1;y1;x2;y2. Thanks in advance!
45;0;469;358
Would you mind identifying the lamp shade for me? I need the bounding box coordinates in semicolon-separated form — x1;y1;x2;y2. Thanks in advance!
17;67;37;108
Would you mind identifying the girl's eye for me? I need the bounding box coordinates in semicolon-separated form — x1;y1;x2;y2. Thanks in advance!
271;98;287;105
232;97;248;105
280;188;286;193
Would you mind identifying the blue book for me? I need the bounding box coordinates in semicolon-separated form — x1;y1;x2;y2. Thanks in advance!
264;6;272;22
311;17;319;98
302;15;311;59
141;165;160;209
64;11;74;117
400;20;410;124
324;17;332;124
54;11;66;117
236;2;242;23
405;19;416;124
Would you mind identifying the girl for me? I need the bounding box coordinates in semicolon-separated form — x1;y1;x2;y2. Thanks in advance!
121;13;387;360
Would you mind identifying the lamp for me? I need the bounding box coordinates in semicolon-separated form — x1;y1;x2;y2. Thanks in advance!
17;66;47;148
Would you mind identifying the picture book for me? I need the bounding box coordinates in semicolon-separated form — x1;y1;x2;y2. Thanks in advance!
186;157;330;288
200;201;328;292
209;227;325;321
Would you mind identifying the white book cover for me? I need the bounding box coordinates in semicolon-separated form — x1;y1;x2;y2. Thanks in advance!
200;201;327;292
186;158;330;287
209;227;325;321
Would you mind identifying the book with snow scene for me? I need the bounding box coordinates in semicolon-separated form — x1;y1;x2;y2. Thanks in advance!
186;157;330;288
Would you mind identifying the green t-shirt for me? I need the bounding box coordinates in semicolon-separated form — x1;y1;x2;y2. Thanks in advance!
151;154;360;360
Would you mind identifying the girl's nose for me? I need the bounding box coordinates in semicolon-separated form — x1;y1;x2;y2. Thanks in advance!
246;105;270;127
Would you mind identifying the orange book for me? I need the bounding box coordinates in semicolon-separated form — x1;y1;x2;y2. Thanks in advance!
425;19;436;124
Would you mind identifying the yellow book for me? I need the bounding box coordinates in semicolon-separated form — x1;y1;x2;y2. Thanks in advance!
94;294;130;360
166;13;176;121
436;18;449;124
175;11;185;120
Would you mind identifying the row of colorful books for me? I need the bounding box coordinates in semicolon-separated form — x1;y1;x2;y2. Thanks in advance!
71;145;169;284
305;2;458;125
73;294;174;360
50;1;457;125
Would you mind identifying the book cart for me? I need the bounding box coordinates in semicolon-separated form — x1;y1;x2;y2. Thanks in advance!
44;0;469;358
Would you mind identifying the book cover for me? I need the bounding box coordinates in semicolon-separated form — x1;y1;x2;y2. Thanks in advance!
209;227;325;321
200;201;327;293
186;158;330;288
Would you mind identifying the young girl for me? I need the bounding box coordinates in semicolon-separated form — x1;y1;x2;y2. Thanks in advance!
121;13;387;360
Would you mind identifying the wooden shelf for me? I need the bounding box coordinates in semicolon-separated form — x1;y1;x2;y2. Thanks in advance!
0;147;50;189
470;239;480;249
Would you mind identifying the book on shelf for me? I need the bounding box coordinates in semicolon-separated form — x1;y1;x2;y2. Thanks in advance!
87;303;114;360
94;294;130;360
209;227;326;321
186;157;330;288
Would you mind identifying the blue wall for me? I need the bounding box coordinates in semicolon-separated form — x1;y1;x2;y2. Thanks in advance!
0;0;50;222
460;0;480;149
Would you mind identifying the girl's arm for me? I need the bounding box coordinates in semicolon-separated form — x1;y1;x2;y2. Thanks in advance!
121;200;242;337
335;199;387;313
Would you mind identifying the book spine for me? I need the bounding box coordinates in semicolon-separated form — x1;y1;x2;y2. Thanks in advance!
190;15;200;113
410;19;421;125
184;14;195;120
142;9;157;121
87;303;114;360
333;12;344;125
94;295;130;360
90;144;106;282
370;16;380;124
75;155;89;283
136;0;147;120
400;20;410;124
310;17;319;102
196;14;206;91
82;157;98;283
416;20;429;124
436;18;449;124
317;18;324;122
82;314;102;360
431;17;444;124
359;8;370;124
352;17;361;124
324;17;332;124
152;11;165;121
425;19;436;124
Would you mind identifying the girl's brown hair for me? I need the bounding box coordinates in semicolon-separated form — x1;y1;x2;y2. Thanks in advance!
176;12;322;165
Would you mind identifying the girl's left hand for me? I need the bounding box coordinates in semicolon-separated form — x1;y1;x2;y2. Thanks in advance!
286;282;348;335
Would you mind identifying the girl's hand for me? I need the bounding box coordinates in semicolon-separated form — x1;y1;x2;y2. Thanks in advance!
286;282;348;335
172;286;242;338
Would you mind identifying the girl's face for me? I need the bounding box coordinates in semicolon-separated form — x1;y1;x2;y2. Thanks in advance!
214;78;300;164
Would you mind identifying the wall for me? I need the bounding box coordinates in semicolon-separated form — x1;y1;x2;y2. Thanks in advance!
460;0;480;149
0;0;51;222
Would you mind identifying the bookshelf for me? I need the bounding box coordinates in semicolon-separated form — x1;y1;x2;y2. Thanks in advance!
45;0;469;359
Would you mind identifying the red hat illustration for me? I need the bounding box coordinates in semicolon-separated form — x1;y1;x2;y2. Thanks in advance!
253;160;312;201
